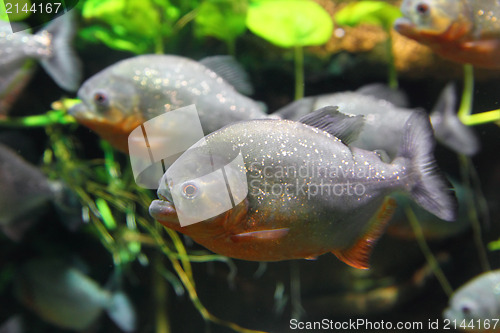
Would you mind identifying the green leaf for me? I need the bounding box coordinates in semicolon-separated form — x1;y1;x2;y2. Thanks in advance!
335;1;402;31
488;239;500;252
81;0;180;53
96;198;117;230
0;0;8;21
1;0;32;21
246;0;333;48
194;0;247;42
79;25;150;54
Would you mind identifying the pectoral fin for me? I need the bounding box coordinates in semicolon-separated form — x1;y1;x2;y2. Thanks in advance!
333;198;396;269
230;228;289;243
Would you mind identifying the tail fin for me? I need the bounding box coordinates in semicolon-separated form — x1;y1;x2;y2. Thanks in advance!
107;292;136;333
400;111;457;221
430;83;480;156
38;11;82;91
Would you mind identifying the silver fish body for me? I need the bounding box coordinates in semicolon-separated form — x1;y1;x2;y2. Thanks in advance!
151;108;456;265
69;54;268;152
0;14;81;115
444;269;500;325
276;84;479;157
15;258;136;332
0;143;54;240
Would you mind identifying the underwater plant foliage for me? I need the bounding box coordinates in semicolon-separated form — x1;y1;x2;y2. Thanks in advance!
334;0;401;31
194;0;248;54
1;1;499;332
0;0;32;21
334;1;401;89
246;0;333;99
79;0;181;54
246;0;333;48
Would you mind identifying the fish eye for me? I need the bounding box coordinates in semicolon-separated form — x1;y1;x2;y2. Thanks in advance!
182;182;199;199
460;305;472;315
416;2;430;15
93;91;109;107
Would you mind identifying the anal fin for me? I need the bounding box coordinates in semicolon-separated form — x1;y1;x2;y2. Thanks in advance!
230;228;289;243
333;198;397;269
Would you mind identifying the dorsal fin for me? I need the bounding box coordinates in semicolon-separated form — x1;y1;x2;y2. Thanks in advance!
333;198;396;269
298;106;364;144
357;83;409;108
200;55;254;95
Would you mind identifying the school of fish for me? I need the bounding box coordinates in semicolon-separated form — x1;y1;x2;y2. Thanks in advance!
1;2;498;331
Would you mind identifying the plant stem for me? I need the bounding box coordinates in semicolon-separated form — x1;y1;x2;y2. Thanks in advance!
0;111;75;127
458;64;474;121
154;255;171;333
461;109;500;126
386;31;398;89
294;46;304;100
456;64;500;125
458;154;491;272
290;261;304;320
227;38;236;57
155;33;164;54
406;207;454;297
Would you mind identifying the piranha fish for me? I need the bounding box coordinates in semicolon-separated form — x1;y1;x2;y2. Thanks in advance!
14;258;136;332
275;83;480;157
150;107;457;268
443;269;500;329
0;13;82;116
69;54;268;153
0;143;58;241
395;0;500;68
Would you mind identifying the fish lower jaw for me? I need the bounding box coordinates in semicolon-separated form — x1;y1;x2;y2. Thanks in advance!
149;199;178;224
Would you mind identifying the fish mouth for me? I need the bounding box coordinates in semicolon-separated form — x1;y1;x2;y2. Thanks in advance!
149;198;179;225
393;17;415;34
68;102;96;121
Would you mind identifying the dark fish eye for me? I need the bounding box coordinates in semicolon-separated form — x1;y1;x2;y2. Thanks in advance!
182;183;198;199
93;91;109;106
461;305;471;315
416;2;430;15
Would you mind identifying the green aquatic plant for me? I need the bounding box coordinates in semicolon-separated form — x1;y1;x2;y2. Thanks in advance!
335;1;401;89
488;239;500;251
246;0;333;100
0;105;266;333
406;208;454;297
79;0;180;54
458;64;500;126
194;0;247;55
458;154;491;272
0;0;32;21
